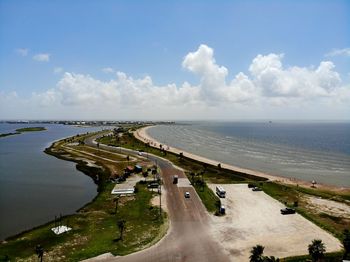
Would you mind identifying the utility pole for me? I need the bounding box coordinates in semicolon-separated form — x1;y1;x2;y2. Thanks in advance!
159;178;162;216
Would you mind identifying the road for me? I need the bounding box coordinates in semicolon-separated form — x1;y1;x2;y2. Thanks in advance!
85;134;230;262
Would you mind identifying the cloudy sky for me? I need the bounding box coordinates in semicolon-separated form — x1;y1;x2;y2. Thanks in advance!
0;0;349;120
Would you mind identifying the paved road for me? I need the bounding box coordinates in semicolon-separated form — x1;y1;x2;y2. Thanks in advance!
85;134;230;262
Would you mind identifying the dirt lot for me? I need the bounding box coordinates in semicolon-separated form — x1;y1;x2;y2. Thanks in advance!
208;184;342;261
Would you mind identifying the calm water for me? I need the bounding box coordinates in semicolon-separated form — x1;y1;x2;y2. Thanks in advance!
0;124;103;240
148;121;350;187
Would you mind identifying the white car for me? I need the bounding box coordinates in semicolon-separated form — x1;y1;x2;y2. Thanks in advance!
184;192;190;198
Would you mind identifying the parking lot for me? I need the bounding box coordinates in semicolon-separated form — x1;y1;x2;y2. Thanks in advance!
208;184;342;261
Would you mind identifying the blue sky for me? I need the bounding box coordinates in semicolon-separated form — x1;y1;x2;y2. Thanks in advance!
0;0;349;120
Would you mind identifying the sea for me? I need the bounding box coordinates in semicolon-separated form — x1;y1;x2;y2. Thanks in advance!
0;123;104;240
147;121;350;187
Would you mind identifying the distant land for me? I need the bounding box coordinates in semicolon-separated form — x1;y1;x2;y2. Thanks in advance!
15;127;46;132
0;126;46;138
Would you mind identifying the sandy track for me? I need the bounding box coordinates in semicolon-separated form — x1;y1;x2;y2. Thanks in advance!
208;184;342;260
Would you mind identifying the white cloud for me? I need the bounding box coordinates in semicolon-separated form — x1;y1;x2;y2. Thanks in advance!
15;48;29;56
53;67;64;74
102;67;114;74
33;53;50;62
325;48;350;57
2;44;349;120
249;54;341;98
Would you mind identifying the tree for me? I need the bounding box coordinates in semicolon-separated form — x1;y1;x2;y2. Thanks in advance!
308;239;326;262
343;229;350;259
113;196;120;214
250;245;264;262
143;171;149;181
117;219;126;241
35;245;44;262
190;172;195;184
263;256;280;262
179;152;183;161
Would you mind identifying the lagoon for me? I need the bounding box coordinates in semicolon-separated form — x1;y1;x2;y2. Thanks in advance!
0;124;101;240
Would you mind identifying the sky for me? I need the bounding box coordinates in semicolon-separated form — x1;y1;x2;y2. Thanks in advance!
0;0;349;121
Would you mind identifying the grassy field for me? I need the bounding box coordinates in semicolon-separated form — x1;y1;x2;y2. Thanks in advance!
0;132;168;261
15;127;46;132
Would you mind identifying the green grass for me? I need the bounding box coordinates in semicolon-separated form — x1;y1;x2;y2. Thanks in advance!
192;181;221;213
15;127;46;132
0;133;168;261
281;251;344;262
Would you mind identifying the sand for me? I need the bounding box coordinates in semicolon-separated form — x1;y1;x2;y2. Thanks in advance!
135;126;350;193
208;184;342;260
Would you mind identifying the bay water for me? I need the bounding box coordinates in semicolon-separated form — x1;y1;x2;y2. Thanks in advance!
147;121;350;187
0;124;102;240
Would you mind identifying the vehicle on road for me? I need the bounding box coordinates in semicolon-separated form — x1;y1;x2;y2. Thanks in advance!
147;182;159;189
173;175;178;184
280;207;296;215
216;186;226;198
248;183;256;188
184;191;190;198
252;187;262;191
219;205;225;214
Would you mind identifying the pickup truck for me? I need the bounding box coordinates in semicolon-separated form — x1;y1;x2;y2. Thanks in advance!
280;208;296;215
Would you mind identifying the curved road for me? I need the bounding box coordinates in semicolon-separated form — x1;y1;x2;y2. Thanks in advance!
85;134;230;262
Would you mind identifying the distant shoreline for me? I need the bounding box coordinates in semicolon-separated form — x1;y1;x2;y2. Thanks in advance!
0;126;46;138
134;126;350;192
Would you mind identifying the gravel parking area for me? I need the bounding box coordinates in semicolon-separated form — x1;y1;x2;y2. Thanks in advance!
208;184;342;261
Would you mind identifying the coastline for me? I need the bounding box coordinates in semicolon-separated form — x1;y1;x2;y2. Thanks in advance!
135;126;350;192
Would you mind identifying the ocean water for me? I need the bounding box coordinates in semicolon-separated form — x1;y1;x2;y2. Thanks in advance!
147;121;350;187
0;124;103;240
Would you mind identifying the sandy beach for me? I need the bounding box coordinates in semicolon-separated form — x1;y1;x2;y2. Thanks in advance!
134;126;350;192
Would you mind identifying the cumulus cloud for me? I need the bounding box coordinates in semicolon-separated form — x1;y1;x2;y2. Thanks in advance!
33;53;50;62
325;48;350;57
249;54;341;98
30;45;348;111
2;44;349;120
15;48;29;56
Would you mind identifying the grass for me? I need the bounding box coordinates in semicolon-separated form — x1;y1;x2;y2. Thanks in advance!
192;180;221;213
281;251;344;262
0;132;168;261
15;127;46;132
